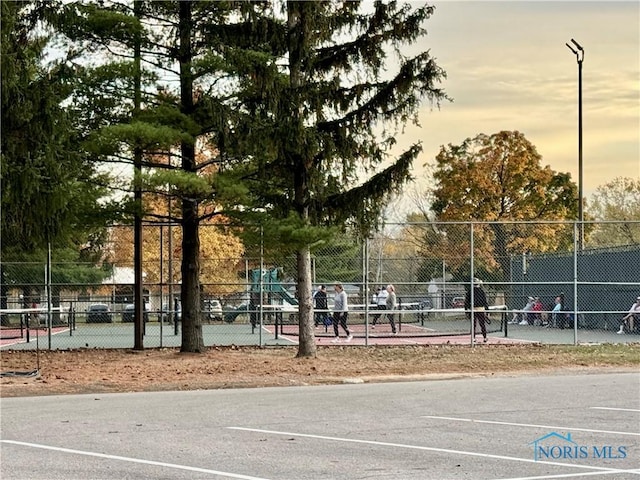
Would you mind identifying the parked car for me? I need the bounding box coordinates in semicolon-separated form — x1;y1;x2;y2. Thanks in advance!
451;297;465;309
86;303;112;323
121;303;149;323
204;299;223;321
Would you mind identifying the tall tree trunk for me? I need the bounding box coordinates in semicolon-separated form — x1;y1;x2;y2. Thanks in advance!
178;0;204;352
491;223;510;282
296;249;315;357
133;0;144;350
288;1;316;357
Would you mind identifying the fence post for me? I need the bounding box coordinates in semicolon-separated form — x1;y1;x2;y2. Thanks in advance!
363;238;369;345
470;222;475;346
573;222;579;345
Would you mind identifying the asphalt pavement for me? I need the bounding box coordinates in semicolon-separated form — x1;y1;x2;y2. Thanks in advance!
2;371;639;479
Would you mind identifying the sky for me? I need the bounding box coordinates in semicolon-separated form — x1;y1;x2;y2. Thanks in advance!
393;1;639;208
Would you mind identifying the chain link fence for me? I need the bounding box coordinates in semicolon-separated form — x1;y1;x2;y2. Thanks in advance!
2;221;638;350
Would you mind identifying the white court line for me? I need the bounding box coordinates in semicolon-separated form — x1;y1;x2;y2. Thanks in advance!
261;327;298;344
591;407;640;413
1;440;271;480
228;427;633;475
421;415;640;437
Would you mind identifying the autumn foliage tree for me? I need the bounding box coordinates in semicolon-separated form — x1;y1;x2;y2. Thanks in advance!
587;177;640;247
421;130;578;281
108;221;244;301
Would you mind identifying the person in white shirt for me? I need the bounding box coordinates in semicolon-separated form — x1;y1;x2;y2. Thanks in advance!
386;284;397;334
618;296;640;334
372;285;388;328
331;283;352;343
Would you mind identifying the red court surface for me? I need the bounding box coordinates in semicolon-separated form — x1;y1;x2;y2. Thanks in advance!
0;327;69;348
1;322;534;349
269;322;534;346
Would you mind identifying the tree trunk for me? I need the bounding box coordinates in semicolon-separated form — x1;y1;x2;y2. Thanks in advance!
491;223;510;282
288;2;316;357
181;198;204;352
133;0;144;350
178;0;204;353
296;246;316;357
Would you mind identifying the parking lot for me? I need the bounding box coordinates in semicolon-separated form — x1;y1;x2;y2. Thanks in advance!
2;372;639;479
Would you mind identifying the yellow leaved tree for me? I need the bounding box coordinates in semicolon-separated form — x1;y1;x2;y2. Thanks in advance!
109;190;245;301
414;131;578;281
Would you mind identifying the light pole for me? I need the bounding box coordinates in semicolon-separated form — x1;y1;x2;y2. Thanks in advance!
566;38;584;251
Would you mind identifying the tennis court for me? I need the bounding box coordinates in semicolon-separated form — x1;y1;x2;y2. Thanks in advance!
0;320;534;350
3;302;636;350
2;320;634;351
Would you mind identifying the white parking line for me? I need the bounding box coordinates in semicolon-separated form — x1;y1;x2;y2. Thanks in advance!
227;427;631;474
1;440;272;480
421;415;640;437
591;407;640;413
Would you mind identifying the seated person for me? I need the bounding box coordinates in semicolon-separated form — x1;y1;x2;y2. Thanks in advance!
618;296;640;334
532;297;543;325
510;297;534;325
551;296;563;328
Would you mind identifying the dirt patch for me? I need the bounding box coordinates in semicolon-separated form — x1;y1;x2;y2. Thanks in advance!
1;344;638;397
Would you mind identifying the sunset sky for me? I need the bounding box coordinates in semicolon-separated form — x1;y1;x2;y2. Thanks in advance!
399;1;639;203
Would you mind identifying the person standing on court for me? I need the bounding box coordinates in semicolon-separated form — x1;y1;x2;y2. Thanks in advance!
331;283;352;343
313;285;328;328
386;284;398;334
464;278;489;343
373;285;388;328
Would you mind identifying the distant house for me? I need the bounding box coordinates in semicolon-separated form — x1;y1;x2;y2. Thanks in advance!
100;267;149;305
102;267;136;285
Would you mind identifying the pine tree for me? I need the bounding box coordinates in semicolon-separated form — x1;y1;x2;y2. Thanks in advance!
55;0;280;352
224;1;447;356
1;0;110;321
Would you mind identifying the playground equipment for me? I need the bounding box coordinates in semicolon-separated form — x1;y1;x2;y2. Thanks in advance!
251;268;298;306
224;268;298;323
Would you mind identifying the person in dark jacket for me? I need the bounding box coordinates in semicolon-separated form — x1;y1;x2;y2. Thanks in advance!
464;278;490;343
313;285;329;328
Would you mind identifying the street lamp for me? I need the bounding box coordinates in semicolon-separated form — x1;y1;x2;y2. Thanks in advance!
566;38;584;251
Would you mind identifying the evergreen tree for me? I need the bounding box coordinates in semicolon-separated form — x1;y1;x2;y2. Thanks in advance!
55;0;279;352
1;1;110;322
225;1;447;356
